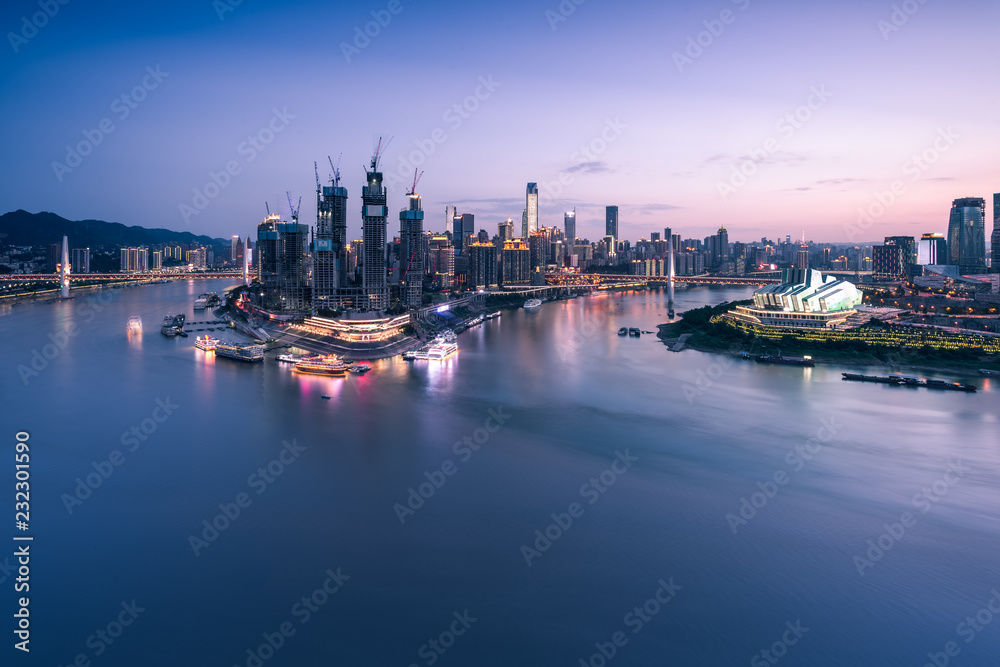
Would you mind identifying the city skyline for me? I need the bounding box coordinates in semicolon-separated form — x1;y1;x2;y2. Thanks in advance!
2;0;998;243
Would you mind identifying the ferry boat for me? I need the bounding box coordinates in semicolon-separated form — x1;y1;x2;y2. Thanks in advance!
841;372;976;392
214;341;265;362
293;355;348;376
348;364;372;375
406;333;459;361
755;354;814;367
194;335;219;351
629;327;640;337
979;369;1000;377
618;327;628;336
524;299;542;309
160;314;185;336
127;315;142;333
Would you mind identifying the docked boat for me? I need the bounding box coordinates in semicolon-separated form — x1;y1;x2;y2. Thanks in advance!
194;335;219;351
755;354;814;367
160;314;185;336
842;373;976;392
348;364;372;375
924;379;977;392
979;369;1000;377
407;333;459;361
127;315;142;333
194;292;220;309
214;341;265;362
294;355;348;376
628;327;640;337
524;299;542;309
618;327;628;336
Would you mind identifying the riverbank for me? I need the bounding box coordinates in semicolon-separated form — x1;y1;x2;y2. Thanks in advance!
658;301;1000;377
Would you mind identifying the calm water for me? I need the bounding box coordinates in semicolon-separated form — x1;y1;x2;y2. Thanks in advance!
3;279;998;666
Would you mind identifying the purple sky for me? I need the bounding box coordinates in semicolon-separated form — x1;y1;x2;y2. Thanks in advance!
1;0;997;245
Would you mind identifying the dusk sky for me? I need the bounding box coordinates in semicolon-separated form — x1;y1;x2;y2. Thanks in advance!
2;0;997;245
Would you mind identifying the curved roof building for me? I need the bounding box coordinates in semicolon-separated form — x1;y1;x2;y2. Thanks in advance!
727;269;862;330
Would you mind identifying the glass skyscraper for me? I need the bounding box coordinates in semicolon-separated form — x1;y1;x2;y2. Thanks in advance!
947;197;986;274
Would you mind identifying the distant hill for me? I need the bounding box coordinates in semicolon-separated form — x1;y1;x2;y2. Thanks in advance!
0;210;229;249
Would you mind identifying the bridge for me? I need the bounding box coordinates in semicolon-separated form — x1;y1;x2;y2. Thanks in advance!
545;273;781;287
0;271;243;282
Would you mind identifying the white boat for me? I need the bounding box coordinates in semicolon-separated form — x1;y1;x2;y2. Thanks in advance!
524;299;542;309
407;333;458;361
127;315;142;333
195;335;219;351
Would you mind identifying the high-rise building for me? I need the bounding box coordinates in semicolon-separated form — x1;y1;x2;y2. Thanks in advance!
256;214;310;312
231;235;240;261
315;171;349;310
993;194;1000;273
428;235;454;289
119;247;148;273
151;250;162;270
501;240;530;285
710;227;729;268
917;233;948;266
528;231;547;273
947;197;986;274
498;218;514;243
47;243;61;272
468;242;498;290
521;209;528;240
445;205;456;235
362;153;389;311
564;209;576;250
796;247;809;270
452;213;475;255
71;248;90;274
400;191;424;308
525;183;538;237
606;206;619;240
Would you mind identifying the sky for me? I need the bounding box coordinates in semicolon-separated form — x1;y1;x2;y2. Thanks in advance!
1;0;998;246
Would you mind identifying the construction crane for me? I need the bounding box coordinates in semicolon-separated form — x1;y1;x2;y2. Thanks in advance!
407;168;424;196
314;161;321;195
370;135;393;171
328;154;342;187
286;191;301;222
265;202;271;217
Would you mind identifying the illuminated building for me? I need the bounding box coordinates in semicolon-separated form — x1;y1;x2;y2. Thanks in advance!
948;197;987;274
526;183;538;237
918;233;948;266
428;235;454;289
362;152;389;311
501;240;530;285
468;242;498;289
256;214;310;312
400;191;424;308
725;268;862;329
120;246;148;273
564;210;576;251
605;205;618;239
993;194;1000;273
295;313;410;343
71;247;90;274
315;166;349;310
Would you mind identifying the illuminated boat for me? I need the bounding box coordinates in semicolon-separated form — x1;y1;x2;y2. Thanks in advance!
127;315;142;333
294;355;348;376
524;299;542;309
214;341;265;362
195;335;219;351
160;314;185;336
348;364;372;374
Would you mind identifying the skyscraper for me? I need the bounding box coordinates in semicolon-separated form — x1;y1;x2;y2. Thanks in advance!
917;233;947;265
256;214;310;312
452;213;476;255
947;197;986;274
71;247;90;274
400;191;424;308
564;209;576;249
445;205;456;235
315;169;349;310
498;218;514;243
528;231;546;273
468;242;498;290
362;152;389;311
606;206;619;240
993;193;1000;273
526;183;538;237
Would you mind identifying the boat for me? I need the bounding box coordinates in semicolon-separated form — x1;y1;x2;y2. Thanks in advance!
294;355;348;376
160;314;185;336
348;364;372;375
924;379;977;392
668;308;675;318
841;373;976;392
127;315;142;333
618;327;628;336
629;327;640;337
194;292;220;309
407;333;459;361
321;395;332;399
524;299;542;309
755;354;813;367
214;341;265;362
979;369;1000;377
194;335;219;351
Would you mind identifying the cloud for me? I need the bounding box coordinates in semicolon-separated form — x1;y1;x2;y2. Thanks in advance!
563;161;612;175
